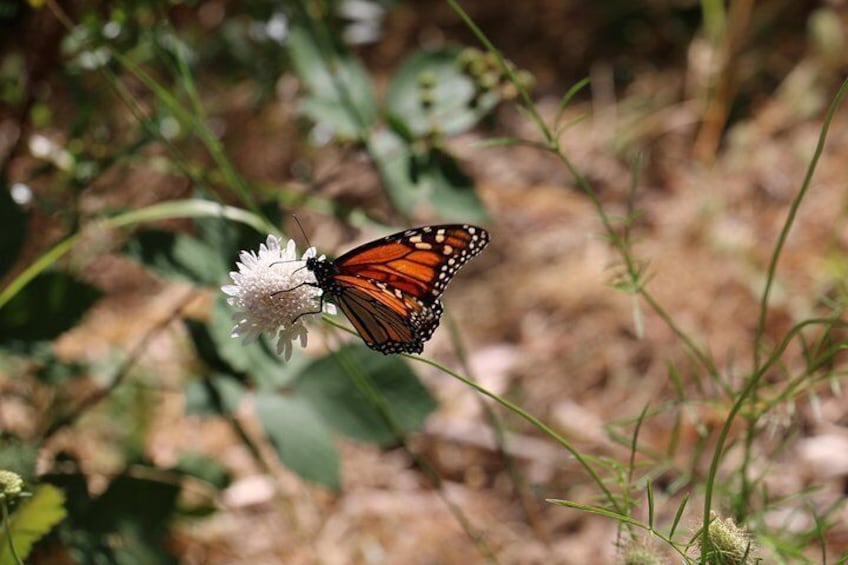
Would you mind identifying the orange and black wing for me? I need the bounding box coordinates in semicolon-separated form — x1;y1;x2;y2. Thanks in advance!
332;275;444;354
333;224;489;303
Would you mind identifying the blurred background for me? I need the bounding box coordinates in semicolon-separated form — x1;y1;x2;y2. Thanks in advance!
2;0;848;563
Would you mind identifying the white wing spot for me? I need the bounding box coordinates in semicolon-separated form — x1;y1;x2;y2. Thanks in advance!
442;245;453;255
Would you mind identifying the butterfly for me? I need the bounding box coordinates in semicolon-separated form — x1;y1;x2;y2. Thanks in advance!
305;224;490;355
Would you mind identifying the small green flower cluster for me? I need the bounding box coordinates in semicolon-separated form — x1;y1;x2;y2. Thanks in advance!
456;47;535;103
0;470;23;501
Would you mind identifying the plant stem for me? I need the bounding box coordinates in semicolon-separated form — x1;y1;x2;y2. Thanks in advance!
1;499;23;565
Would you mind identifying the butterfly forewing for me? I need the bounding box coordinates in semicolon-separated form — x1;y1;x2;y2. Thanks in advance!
335;224;490;302
309;224;489;354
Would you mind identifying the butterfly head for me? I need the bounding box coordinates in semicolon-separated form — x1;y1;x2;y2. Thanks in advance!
305;256;337;293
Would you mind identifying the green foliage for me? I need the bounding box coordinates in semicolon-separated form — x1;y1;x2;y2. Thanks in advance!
6;0;846;562
206;295;301;388
256;393;341;490
385;48;498;139
0;443;37;482
0;183;25;280
288;23;379;139
174;452;232;491
122;201;281;287
294;344;437;445
0;272;101;343
183;373;246;417
372;130;488;222
0;485;67;564
287;19;515;221
43;469;180;564
124;229;229;286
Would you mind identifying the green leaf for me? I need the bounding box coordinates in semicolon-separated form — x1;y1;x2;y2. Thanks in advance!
123;198;280;287
0;272;101;343
123;230;227;286
0;182;26;280
372;130;487;222
295;344;437;446
288;23;378;138
371;129;421;217
385;48;498;138
424;148;489;222
255;393;340;489
0;485;67;564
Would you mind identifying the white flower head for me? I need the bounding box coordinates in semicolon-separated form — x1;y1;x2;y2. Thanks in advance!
222;235;336;360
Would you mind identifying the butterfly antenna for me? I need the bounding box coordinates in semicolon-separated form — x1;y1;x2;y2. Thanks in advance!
291;214;312;249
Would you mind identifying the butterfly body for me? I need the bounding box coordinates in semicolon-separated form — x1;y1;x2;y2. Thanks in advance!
306;224;489;354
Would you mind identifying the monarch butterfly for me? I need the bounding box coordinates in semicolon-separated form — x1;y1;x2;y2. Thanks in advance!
306;224;490;354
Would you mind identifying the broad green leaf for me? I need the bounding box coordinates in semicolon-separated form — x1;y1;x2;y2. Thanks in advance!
385;48;498;138
371;130;487;222
0;182;26;280
421;148;488;222
371;129;421;217
288;23;378;138
0;484;66;564
295;344;437;446
255;393;340;489
0;272;101;343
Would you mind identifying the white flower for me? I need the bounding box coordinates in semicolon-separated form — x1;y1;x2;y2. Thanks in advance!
222;235;336;360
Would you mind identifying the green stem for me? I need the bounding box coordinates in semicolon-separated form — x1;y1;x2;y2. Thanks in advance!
406;352;623;514
322;312;621;514
1;498;23;565
753;75;848;371
700;317;842;561
444;0;553;145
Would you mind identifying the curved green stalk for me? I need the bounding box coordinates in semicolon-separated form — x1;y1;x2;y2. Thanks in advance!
322;316;622;513
408;350;623;513
1;499;23;565
0;200;272;309
753;76;848;371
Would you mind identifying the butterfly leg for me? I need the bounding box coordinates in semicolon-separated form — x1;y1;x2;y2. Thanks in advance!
270;282;329;325
271;281;318;297
290;294;328;325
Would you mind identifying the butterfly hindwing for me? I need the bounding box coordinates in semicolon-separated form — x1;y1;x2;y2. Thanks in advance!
333;275;443;354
